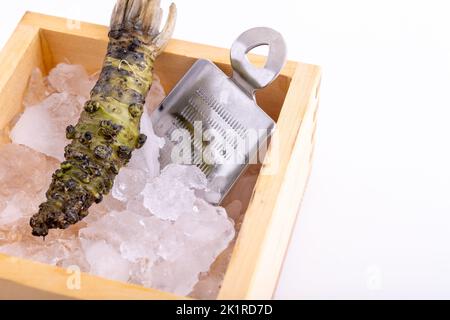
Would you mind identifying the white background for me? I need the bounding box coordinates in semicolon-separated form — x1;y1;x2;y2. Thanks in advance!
1;0;450;299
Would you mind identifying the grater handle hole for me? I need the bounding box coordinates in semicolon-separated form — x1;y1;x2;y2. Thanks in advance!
230;27;287;96
245;44;269;69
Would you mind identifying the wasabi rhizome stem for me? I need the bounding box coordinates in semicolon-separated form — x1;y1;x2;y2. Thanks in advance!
30;0;177;237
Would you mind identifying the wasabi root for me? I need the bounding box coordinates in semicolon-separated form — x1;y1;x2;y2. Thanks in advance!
30;0;177;237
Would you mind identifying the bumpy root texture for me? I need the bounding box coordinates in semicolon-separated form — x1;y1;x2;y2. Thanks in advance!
30;0;177;237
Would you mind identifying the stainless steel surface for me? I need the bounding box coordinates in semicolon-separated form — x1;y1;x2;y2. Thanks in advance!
231;27;287;97
151;27;287;204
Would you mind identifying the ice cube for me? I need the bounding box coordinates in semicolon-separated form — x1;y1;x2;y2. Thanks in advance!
0;228;82;267
30;240;75;266
0;192;32;226
142;174;197;221
23;68;54;107
141;165;208;221
150;258;201;296
48;63;95;98
87;195;126;224
10;93;84;161
191;244;235;300
81;211;140;248
161;164;208;190
148;198;235;295
112;108;165;202
79;211;166;281
126;194;152;216
81;239;131;282
112;168;147;202
46;93;86;131
137;108;165;178
0;144;58;198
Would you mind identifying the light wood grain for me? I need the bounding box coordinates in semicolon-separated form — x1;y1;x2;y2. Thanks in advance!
218;64;321;299
0;24;44;131
0;254;185;300
0;12;321;300
243;70;320;299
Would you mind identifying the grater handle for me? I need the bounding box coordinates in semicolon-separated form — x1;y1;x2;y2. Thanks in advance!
230;27;287;97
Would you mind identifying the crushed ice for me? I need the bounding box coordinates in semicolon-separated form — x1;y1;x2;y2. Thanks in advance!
0;63;235;297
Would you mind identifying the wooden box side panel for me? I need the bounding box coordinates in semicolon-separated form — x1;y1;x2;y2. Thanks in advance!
0;254;185;300
246;69;320;299
0;24;45;143
218;64;321;299
40;29;108;74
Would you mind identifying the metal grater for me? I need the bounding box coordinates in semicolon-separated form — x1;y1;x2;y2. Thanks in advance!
151;27;287;204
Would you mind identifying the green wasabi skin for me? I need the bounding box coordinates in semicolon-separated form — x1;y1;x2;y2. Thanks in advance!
30;0;177;237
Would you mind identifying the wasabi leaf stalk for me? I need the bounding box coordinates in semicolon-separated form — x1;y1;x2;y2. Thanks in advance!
30;0;177;237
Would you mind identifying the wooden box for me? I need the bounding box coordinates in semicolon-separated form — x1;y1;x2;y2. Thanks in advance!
0;12;321;300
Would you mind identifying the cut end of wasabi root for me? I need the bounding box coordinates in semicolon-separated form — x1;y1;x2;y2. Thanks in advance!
30;0;177;237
